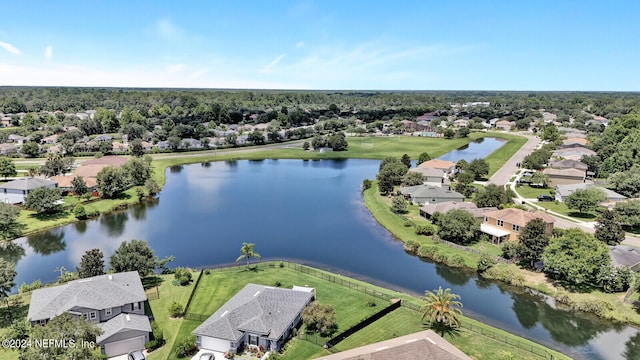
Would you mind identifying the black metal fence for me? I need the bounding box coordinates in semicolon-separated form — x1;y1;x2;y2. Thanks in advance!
324;300;401;349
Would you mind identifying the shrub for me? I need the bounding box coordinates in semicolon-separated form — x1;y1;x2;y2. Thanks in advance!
175;335;197;358
415;224;435;236
403;220;413;227
19;279;42;294
417;245;437;258
477;253;497;273
80;192;92;201
448;254;465;267
501;241;519;260
147;321;164;349
173;267;192;286
73;204;87;219
274;280;282;287
366;297;376;307
403;240;420;254
431;250;449;263
169;302;184;318
362;179;372;191
279;261;284;268
204;269;211;275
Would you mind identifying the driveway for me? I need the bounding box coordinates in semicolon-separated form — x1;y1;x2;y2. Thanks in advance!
191;349;225;360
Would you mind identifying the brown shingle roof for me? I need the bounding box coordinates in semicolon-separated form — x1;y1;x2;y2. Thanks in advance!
81;156;128;167
542;168;585;178
485;208;554;227
74;165;109;178
49;175;98;189
418;159;456;170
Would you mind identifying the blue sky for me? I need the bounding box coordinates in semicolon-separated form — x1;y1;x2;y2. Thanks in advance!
0;0;638;90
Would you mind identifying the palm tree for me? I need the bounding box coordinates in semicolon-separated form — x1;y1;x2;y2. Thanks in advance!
235;242;261;269
420;287;463;329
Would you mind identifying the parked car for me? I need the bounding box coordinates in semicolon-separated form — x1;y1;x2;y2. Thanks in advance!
128;350;146;360
537;194;554;202
199;352;215;360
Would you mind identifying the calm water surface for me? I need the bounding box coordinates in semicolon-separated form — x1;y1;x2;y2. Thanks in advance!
3;138;639;359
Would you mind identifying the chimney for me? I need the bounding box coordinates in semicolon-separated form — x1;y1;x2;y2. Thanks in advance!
126;314;130;322
108;275;112;280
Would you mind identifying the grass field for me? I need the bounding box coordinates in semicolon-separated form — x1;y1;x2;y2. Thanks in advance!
533;200;598;219
515;185;554;198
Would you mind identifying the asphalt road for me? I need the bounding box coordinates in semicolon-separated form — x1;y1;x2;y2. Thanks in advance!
488;134;539;185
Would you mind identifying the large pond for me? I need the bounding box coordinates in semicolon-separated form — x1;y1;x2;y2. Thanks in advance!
3;137;639;359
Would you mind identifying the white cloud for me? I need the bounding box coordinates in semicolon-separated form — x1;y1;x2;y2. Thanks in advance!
296;41;305;48
189;68;209;79
44;45;53;60
167;63;185;74
260;54;286;74
0;41;21;55
154;19;184;40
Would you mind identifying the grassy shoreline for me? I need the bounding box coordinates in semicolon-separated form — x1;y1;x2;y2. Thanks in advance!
7;132;524;240
363;181;640;327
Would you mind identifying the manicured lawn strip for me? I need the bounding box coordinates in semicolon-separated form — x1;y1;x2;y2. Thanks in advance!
147;273;199;360
533;200;598;219
468;240;502;257
515;185;554;199
279;339;331;360
482;133;528;177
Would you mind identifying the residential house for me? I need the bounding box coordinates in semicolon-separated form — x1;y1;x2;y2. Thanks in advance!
555;183;626;203
399;185;464;205
181;138;202;149
411;131;439;137
94;134;113;142
315;330;472;360
419;201;496;221
609;245;640;271
8;134;29;145
408;166;447;185
480;208;554;243
74;156;129;179
417;159;456;174
27;271;151;358
453;119;469;128
552;146;596;161
139;141;154;151
0;143;18;155
495;120;513;131
562;138;588;146
542;168;586;187
46;144;63;154
112;142;129;153
50;175;98;193
193;284;315;354
155;141;169;150
0;177;58;204
40;134;59;144
1;115;11;127
236;135;249;145
562;131;587;139
548;159;588;172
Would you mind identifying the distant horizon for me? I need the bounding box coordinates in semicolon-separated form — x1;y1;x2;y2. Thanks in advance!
1;1;639;91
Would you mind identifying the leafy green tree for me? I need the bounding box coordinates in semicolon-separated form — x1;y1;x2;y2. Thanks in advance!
73;204;87;219
71;176;88;196
443;128;455;139
529;172;549;187
110;239;160;277
145;179;161;196
517;218;551;268
22;313;103;360
0;258;17;320
40;153;74;177
400;154;411;168
420;287;463;330
402;171;424;186
130;138;144;157
301;302;337;336
436;209;479;245
123;157;152;186
0;203;21;240
0;157;16;179
455;159;468;171
615;200;640;228
21;142;40;158
327;132;348;151
302;141;310;150
248;130;265;145
565;188;605;215
467;158;489;179
95;107;119;132
594;210;625;245
543;229;610;285
77;249;105;278
391;196;408;213
474;184;515;208
542;124;559;142
456;127;470;138
456;171;475;185
96;166;127;198
311;135;327;149
24;187;62;214
376;157;409;195
418;152;432;165
608;165;640;198
235;242;261;269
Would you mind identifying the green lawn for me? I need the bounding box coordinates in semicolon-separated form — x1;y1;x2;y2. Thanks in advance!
533;200;599;219
515;185;553;199
147;273;200;360
482;133;528;177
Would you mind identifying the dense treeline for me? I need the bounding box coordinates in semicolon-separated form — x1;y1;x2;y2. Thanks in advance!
1;87;639;126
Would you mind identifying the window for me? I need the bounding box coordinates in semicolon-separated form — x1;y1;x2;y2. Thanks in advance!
497;219;504;227
90;311;97;320
248;335;258;346
133;302;140;311
512;224;520;232
105;308;112;316
82;313;88;320
484;216;488;222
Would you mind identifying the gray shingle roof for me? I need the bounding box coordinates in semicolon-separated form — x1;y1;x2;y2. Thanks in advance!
97;313;151;344
192;284;314;342
0;177;57;191
400;185;463;200
555;183;626;200
27;271;147;322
